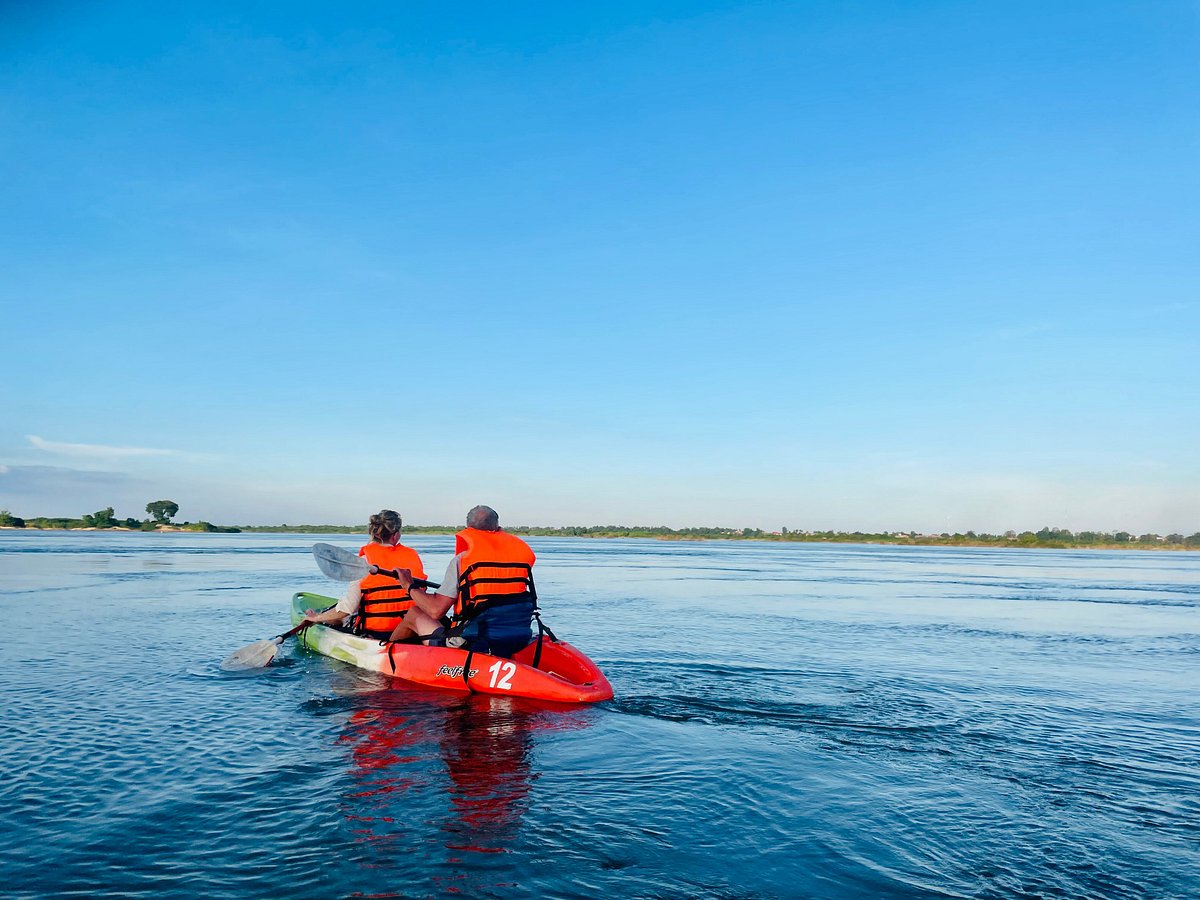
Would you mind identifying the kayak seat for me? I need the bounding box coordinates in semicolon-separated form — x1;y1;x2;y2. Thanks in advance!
452;600;535;659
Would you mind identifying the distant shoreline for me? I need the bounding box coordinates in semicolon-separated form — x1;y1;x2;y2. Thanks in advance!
3;523;1197;552
0;524;183;532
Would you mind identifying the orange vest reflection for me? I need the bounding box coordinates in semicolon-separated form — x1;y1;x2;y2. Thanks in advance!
336;683;593;860
439;696;534;853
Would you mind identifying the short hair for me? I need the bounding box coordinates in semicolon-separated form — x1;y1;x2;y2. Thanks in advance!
466;505;500;530
369;509;402;542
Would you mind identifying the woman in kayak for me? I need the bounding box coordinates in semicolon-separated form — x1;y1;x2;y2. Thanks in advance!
302;509;429;640
387;504;538;658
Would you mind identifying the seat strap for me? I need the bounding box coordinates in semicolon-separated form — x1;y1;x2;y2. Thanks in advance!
531;610;555;669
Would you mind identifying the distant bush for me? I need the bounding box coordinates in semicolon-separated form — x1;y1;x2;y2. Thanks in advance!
181;521;240;533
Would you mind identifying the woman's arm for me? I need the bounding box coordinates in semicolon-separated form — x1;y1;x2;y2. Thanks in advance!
302;606;350;626
303;581;360;626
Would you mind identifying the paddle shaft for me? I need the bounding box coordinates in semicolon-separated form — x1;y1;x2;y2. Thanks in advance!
277;621;311;642
369;565;440;591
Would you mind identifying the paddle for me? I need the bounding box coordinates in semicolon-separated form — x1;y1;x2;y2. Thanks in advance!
221;621;310;671
311;542;440;590
221;544;443;672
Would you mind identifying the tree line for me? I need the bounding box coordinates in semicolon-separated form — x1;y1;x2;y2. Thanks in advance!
3;507;1197;548
0;500;240;533
243;522;1200;548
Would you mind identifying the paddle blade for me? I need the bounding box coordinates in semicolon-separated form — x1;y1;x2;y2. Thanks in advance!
221;638;281;671
312;542;369;582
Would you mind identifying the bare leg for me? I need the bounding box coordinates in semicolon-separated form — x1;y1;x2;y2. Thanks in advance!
387;607;445;643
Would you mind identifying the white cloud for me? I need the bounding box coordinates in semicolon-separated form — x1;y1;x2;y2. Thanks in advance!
27;435;176;459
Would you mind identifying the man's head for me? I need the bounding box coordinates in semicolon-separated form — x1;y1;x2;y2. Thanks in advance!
466;505;500;531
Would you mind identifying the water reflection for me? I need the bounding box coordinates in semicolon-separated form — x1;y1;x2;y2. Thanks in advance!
327;672;594;868
439;695;536;854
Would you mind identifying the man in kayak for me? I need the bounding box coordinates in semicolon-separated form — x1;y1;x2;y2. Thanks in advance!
387;504;538;658
302;509;429;640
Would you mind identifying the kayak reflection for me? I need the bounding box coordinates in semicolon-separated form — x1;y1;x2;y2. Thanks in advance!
439;694;539;854
331;674;594;863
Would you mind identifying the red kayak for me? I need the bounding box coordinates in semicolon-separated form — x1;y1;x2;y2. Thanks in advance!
290;591;613;704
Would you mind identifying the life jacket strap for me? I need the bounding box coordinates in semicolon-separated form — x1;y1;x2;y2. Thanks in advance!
457;562;538;606
360;583;412;596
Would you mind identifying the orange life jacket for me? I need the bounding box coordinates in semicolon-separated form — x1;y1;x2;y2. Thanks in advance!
453;528;536;619
358;542;426;636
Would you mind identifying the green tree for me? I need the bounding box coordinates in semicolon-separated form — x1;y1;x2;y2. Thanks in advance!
86;507;116;528
146;500;180;524
0;509;25;528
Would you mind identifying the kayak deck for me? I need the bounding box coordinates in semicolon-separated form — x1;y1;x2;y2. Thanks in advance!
290;592;613;704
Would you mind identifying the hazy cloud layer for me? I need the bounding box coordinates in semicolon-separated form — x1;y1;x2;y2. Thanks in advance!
27;435;176;459
2;460;1198;533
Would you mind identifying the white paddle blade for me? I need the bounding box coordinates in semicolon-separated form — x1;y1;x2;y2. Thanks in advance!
220;638;281;671
312;542;369;582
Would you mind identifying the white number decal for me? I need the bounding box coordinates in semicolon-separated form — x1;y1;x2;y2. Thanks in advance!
487;660;516;690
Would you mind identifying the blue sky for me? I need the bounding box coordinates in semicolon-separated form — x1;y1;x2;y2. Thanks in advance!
2;1;1198;532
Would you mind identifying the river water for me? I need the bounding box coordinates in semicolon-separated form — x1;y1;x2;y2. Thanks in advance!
0;531;1197;898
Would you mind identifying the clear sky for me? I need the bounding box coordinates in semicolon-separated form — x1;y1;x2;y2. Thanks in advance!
2;1;1198;533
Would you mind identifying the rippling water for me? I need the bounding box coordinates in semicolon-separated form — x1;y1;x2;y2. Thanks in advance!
1;531;1197;898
